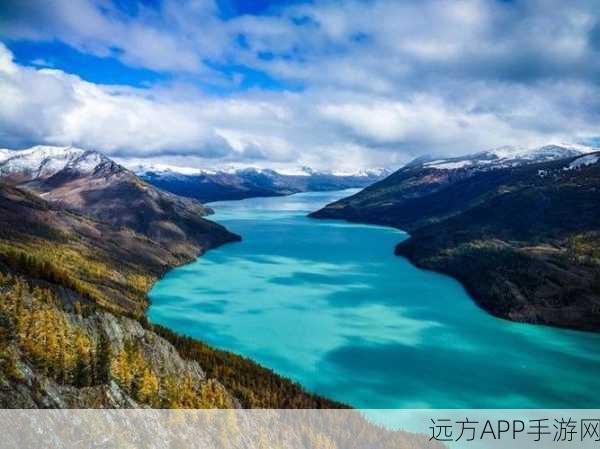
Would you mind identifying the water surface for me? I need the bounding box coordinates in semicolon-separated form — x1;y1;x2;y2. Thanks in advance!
149;190;600;408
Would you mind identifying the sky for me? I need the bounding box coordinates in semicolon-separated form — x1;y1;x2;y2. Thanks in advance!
0;0;599;171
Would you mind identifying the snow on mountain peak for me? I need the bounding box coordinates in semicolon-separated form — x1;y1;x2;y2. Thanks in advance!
130;161;390;179
0;145;111;179
488;143;596;161
131;163;207;176
565;154;600;170
420;143;598;172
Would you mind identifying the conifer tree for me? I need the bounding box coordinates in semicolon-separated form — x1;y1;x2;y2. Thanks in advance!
95;331;111;385
138;368;159;406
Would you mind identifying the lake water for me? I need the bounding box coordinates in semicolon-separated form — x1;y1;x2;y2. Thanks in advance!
149;190;600;408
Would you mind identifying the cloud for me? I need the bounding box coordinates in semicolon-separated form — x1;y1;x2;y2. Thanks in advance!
0;0;600;170
0;0;217;73
0;43;230;157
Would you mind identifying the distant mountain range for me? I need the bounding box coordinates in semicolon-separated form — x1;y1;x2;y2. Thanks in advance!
311;143;600;331
133;163;391;203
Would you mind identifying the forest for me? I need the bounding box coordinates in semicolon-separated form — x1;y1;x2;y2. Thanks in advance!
0;250;344;408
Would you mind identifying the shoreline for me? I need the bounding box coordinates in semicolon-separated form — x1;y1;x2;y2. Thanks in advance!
309;212;600;334
143;212;348;409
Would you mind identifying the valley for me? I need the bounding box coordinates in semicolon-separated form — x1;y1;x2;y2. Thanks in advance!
0;146;343;408
2;142;600;411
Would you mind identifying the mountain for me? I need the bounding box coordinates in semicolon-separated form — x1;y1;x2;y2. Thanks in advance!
311;144;600;331
310;144;596;229
0;147;346;409
0;162;446;449
0;183;442;449
407;143;592;170
0;146;239;258
134;163;391;203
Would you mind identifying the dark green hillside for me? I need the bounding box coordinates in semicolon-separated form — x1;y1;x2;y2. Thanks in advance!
313;153;600;331
395;159;600;330
310;157;579;231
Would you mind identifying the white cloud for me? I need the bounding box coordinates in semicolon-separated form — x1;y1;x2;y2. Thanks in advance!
1;0;600;170
0;43;227;157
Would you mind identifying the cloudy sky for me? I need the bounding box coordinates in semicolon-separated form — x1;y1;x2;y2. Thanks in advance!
1;0;599;171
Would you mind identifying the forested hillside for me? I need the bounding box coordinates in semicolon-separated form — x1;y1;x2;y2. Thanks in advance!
312;151;600;331
0;182;344;408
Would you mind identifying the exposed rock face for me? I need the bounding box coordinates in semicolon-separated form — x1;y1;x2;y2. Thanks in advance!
312;150;600;332
93;313;207;381
0;310;235;408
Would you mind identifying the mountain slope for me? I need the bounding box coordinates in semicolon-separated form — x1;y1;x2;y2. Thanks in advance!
0;146;238;258
0;183;344;409
311;145;600;331
310;144;596;229
136;165;390;203
0;182;190;315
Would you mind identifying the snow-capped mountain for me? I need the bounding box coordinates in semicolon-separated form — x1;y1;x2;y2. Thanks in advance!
134;163;391;202
0;145;114;181
0;145;390;203
565;153;600;170
312;141;600;227
130;162;391;179
416;143;597;172
0;145;231;254
346;168;392;177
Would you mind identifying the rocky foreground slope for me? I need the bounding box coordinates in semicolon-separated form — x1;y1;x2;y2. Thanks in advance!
312;145;600;331
0;146;342;409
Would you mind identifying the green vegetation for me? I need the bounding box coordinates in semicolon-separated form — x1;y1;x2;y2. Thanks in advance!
0;237;154;317
315;153;600;331
393;165;600;330
0;273;98;386
0;272;234;408
0;247;97;303
0;246;345;407
0;182;344;408
152;325;346;408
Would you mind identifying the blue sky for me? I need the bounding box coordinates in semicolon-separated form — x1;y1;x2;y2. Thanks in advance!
0;0;599;171
4;0;303;92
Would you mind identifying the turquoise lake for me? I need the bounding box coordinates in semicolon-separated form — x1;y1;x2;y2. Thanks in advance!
149;189;600;408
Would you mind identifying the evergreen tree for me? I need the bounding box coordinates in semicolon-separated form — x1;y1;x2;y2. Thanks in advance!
73;356;91;387
95;331;111;385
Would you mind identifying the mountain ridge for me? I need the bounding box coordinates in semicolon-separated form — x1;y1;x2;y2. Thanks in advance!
0;145;392;203
135;162;392;203
0;148;347;409
131;162;390;178
310;143;598;228
311;145;600;331
0;145;240;258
